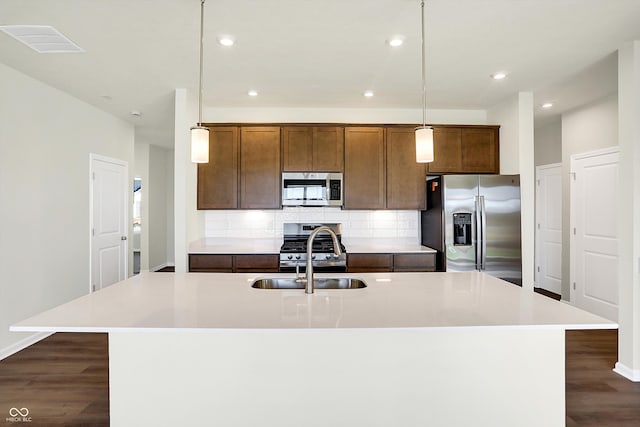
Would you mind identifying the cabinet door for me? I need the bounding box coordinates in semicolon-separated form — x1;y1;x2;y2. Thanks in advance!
461;128;499;173
282;127;313;171
313;127;344;171
347;253;393;272
240;127;281;209
344;127;385;209
188;254;234;272
393;253;436;272
427;127;462;174
234;254;279;272
386;128;426;209
197;127;239;209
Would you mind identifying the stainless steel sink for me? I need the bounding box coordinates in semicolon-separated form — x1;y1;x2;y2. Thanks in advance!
252;277;367;290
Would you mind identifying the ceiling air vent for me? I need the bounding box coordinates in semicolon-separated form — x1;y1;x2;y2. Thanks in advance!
0;25;84;53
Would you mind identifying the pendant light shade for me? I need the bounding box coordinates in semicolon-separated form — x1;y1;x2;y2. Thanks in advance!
415;126;434;163
415;0;434;163
191;0;209;163
191;126;209;163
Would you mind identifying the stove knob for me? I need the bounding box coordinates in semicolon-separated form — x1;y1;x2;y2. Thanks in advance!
295;255;301;260
287;255;293;260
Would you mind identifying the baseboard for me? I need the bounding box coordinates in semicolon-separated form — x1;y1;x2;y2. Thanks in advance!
151;262;175;272
613;362;640;382
0;332;53;361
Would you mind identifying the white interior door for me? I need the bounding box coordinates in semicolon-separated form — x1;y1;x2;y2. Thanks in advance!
570;148;619;321
91;154;128;291
535;163;562;295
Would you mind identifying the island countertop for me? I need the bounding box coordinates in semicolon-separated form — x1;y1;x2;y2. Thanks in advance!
11;271;615;333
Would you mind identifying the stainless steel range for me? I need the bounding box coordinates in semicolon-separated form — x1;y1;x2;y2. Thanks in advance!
280;223;346;272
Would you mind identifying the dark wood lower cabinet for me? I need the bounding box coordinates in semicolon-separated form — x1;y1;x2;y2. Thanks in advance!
189;254;233;272
234;254;279;272
189;254;278;273
347;253;436;273
347;253;393;272
393;254;436;272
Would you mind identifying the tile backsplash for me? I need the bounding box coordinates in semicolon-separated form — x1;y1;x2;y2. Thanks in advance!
204;207;420;242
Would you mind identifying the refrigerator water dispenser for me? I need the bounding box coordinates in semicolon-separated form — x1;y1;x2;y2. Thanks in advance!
453;213;472;246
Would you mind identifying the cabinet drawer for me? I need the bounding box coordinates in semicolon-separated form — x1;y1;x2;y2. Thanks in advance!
393;253;436;272
234;254;279;272
189;254;233;272
347;253;393;272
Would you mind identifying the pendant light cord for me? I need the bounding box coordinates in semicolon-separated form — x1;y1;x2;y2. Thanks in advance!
198;0;205;126
421;0;426;128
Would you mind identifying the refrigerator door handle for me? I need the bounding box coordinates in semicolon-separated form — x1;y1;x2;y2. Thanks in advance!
480;195;487;270
474;196;481;270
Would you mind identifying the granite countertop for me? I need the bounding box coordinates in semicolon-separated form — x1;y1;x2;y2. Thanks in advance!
12;271;615;333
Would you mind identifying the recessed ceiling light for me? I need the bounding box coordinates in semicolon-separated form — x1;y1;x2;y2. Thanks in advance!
217;36;235;47
491;72;507;80
0;25;84;53
248;90;258;97
387;36;405;47
541;102;554;109
364;91;374;97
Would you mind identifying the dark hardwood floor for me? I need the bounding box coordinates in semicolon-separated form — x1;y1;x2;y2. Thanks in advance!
0;333;109;426
1;329;639;426
566;329;640;426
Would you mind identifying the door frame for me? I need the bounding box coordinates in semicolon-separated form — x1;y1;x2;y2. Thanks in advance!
89;153;129;293
569;146;619;312
535;162;562;294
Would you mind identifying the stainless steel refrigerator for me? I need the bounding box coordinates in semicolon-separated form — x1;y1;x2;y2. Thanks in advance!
421;175;522;285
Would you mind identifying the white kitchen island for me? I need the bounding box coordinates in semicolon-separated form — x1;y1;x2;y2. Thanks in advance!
12;272;614;427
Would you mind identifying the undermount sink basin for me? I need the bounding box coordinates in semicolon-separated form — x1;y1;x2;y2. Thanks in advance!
252;277;367;290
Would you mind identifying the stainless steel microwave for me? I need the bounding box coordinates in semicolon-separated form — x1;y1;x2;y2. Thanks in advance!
281;172;343;207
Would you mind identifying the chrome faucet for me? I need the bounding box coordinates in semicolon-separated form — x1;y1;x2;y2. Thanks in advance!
303;226;342;294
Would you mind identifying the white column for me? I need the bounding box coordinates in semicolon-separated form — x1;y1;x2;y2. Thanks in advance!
518;92;535;291
173;89;189;273
487;92;535;290
615;40;640;381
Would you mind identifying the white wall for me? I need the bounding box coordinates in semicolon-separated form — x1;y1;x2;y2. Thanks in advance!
615;40;640;381
560;93;618;298
134;142;150;271
204;107;488;125
487;93;536;290
0;62;134;356
148;145;174;270
534;118;562;166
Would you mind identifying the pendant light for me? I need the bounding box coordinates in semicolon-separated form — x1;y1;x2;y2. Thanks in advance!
415;0;434;163
191;0;209;163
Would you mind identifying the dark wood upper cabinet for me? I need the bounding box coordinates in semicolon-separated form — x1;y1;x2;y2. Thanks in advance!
197;127;239;209
240;127;281;209
344;127;385;209
427;127;462;173
460;128;499;173
385;128;426;210
282;126;344;172
282;127;313;171
312;127;344;171
427;126;499;174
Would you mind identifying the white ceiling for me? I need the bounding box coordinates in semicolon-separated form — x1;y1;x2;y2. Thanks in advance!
1;0;639;148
